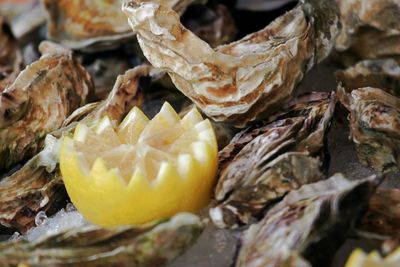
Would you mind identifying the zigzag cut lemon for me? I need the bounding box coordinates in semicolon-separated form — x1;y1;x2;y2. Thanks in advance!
60;102;218;227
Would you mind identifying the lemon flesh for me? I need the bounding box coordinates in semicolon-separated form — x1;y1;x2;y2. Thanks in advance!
345;248;400;267
60;102;218;227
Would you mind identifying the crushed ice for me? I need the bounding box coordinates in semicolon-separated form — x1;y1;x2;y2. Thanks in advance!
10;203;90;242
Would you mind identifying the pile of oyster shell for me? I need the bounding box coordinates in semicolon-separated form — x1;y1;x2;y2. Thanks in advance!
0;0;399;266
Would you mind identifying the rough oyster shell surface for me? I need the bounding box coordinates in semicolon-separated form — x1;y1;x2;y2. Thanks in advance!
338;86;400;172
210;92;336;228
43;0;206;51
123;0;340;126
0;17;23;92
235;173;376;267
0;41;93;172
359;188;400;239
0;213;204;267
336;59;400;97
335;0;400;64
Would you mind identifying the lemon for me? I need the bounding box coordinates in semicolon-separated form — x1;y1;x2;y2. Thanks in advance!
60;102;218;227
345;248;400;267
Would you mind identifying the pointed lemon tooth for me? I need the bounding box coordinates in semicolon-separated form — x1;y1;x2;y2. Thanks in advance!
90;157;109;179
194;119;212;132
345;250;366;267
95;116;115;135
158;102;181;123
128;168;151;192
153;161;181;189
386;248;400;263
195;120;218;147
191;141;211;165
177;154;195;178
90;158;126;190
119;106;149;129
181;107;203;126
118;107;149;144
366;251;381;262
73;123;90;142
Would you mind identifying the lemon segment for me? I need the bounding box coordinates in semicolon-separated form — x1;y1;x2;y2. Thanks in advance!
60;102;218;227
345;248;400;267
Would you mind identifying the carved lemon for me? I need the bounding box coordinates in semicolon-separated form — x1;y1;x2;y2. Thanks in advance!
60;102;218;227
345;248;400;267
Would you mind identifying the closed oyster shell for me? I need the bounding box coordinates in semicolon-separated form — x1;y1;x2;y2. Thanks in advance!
123;0;340;127
43;0;206;51
0;65;151;233
0;17;23;92
336;59;400;97
338;86;400;172
335;0;400;64
210;92;336;228
0;41;93;172
0;213;204;267
235;173;376;267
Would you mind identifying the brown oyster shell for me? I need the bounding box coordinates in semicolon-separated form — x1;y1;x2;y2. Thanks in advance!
359;188;400;239
335;0;400;64
123;0;340;127
235;173;376;267
0;17;23;92
0;41;93;172
336;59;400;97
43;0;206;51
0;213;204;267
0;65;151;233
210;92;336;228
338;86;400;173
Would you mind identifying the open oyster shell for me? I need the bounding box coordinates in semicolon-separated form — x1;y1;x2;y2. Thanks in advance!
235;173;376;267
0;65;151;233
0;17;23;92
43;0;206;51
0;41;93;172
336;59;400;97
335;0;400;64
338;86;400;173
0;213;204;267
123;0;340;127
210;92;336;228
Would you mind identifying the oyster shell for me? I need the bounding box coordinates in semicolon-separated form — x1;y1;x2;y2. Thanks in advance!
336;59;400;97
359;188;400;239
182;3;237;47
338;86;400;172
43;0;206;51
0;65;151;233
0;17;23;92
0;41;93;172
123;0;340;127
0;212;204;267
210;92;336;228
335;0;400;64
235;173;376;267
